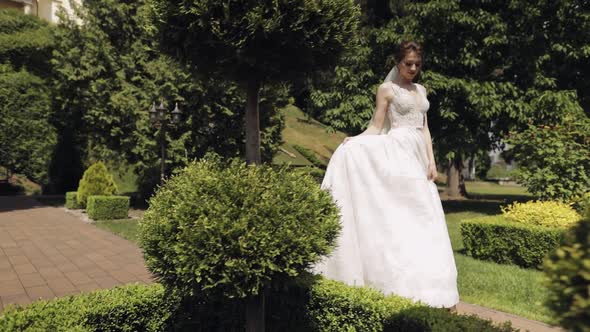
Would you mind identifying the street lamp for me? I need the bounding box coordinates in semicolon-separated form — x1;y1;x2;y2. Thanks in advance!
148;100;182;184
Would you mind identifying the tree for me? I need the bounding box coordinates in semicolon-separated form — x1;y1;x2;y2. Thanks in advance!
0;10;56;185
139;156;341;332
491;0;590;115
0;67;56;183
153;0;361;164
0;9;54;75
509;106;589;201
51;0;287;195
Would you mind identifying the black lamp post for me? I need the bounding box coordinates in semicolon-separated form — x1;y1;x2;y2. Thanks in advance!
148;100;182;184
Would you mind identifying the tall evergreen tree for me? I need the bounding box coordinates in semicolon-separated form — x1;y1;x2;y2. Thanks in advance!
0;10;56;185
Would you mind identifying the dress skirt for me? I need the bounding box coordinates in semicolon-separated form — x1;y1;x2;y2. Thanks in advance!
313;127;459;308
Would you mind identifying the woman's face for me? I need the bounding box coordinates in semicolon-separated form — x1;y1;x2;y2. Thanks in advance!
397;51;422;82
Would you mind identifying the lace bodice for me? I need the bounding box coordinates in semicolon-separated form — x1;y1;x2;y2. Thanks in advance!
387;83;430;128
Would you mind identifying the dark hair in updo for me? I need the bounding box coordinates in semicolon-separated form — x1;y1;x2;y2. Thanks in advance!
394;41;423;63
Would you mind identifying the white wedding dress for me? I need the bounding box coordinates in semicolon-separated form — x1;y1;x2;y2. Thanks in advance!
313;82;459;308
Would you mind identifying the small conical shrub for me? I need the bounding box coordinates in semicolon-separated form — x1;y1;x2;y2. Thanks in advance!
77;161;118;208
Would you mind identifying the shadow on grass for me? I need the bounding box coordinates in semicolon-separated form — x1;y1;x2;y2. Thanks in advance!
442;200;503;215
35;195;65;207
467;193;532;202
441;194;532;215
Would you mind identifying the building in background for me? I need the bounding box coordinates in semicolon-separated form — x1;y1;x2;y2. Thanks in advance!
0;0;80;23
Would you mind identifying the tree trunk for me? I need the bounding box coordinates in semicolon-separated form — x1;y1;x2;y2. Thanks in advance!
445;157;468;198
245;79;261;165
245;292;265;332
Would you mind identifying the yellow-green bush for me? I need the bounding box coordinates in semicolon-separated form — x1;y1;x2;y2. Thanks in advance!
76;161;117;208
501;200;581;228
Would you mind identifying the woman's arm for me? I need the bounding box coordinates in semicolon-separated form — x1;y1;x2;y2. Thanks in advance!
421;116;438;181
345;83;391;142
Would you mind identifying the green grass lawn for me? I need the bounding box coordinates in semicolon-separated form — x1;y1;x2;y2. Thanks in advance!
445;211;555;324
94;219;140;243
273;105;347;166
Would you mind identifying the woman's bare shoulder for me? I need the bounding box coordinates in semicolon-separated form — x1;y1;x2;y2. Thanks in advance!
414;83;427;94
378;81;395;100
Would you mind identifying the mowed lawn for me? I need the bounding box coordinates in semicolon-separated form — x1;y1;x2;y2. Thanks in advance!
95;181;555;324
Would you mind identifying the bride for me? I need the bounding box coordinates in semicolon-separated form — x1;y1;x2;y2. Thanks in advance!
313;41;459;309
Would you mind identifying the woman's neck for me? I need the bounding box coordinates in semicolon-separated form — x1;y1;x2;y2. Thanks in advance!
395;77;413;88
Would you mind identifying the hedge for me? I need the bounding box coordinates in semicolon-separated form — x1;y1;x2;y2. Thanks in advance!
0;283;172;332
293;145;327;169
461;216;564;269
0;278;517;332
65;191;83;209
86;195;129;220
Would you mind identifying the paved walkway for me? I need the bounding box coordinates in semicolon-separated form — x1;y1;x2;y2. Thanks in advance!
0;196;565;331
0;196;152;312
457;302;564;332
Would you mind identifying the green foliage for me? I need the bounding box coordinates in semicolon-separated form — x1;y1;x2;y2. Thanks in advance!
51;0;286;193
87;195;129;220
0;67;56;183
308;278;416;331
0;10;54;184
461;216;564;269
305;29;377;134
0;9;54;76
293;145;326;169
0;276;515;332
544;215;590;331
502;201;581;228
154;0;361;83
293;166;326;185
496;0;590;114
153;0;359;163
65;191;84;209
0;283;173;332
571;192;590;216
385;306;517;332
139;155;341;299
76;162;117;207
509;114;590;201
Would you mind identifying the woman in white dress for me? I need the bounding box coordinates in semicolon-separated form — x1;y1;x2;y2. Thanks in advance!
314;41;459;309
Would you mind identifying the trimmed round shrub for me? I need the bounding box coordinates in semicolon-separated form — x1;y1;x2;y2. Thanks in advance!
76;161;117;208
138;154;341;299
501;200;581;228
544;213;590;331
